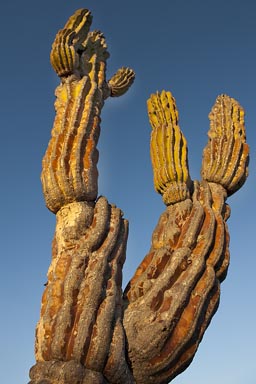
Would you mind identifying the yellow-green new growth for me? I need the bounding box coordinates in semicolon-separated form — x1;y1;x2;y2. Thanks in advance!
148;90;191;205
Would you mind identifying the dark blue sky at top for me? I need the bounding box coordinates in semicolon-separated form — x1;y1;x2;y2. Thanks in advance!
1;1;255;383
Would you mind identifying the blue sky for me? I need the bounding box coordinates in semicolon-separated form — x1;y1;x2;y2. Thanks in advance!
1;1;255;383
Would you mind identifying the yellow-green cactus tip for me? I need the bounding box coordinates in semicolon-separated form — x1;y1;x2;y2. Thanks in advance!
148;90;191;205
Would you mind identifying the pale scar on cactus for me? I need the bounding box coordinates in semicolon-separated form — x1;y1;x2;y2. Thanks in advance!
29;9;249;384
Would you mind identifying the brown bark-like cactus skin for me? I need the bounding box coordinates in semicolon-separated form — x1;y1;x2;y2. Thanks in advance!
123;181;229;383
31;198;134;384
30;9;249;384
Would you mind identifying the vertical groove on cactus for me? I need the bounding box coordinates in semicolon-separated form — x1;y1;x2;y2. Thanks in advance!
41;75;101;212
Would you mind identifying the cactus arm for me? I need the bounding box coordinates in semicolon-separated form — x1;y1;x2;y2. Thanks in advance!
123;91;249;383
108;67;135;97
201;94;249;195
42;9;135;214
148;91;192;205
50;9;93;78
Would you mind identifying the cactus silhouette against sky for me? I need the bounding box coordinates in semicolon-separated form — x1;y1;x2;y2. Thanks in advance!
29;8;249;384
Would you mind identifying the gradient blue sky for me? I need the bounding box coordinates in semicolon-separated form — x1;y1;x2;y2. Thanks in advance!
1;1;255;383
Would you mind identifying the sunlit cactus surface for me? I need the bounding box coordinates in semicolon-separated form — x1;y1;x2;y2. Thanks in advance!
29;9;249;384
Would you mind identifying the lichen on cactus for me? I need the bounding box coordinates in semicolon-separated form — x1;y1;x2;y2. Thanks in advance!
30;8;249;384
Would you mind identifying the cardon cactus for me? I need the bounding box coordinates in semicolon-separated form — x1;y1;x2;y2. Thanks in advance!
29;9;249;384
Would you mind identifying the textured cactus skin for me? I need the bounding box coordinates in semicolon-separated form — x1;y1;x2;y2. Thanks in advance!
30;9;249;384
122;91;248;383
41;8;134;214
148;91;192;205
123;181;229;383
201;94;249;195
33;198;133;383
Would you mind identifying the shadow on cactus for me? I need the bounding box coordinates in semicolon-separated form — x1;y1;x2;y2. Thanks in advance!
29;8;249;384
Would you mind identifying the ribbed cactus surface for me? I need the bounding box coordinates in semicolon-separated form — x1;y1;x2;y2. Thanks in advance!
148;90;192;205
29;9;249;384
